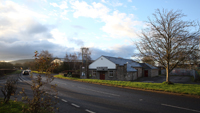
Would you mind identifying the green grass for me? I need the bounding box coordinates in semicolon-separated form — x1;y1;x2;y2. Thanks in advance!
54;74;200;96
31;71;48;74
10;70;22;74
0;98;27;113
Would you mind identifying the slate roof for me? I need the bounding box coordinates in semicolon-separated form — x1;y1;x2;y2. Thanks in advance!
102;56;142;72
140;63;158;69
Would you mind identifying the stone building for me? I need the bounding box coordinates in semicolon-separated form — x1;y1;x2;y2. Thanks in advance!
140;63;158;77
88;55;158;81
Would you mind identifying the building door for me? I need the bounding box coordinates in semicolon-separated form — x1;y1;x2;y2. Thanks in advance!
144;70;148;77
100;72;105;80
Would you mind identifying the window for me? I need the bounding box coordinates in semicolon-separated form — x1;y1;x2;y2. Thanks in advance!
92;70;96;76
109;71;113;77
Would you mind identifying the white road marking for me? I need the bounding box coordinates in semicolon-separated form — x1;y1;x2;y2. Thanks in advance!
85;109;96;113
71;103;80;108
61;99;68;102
139;99;143;101
78;87;120;97
161;103;200;113
54;96;59;98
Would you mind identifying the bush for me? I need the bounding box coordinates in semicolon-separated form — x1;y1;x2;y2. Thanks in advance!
21;51;58;113
1;77;18;104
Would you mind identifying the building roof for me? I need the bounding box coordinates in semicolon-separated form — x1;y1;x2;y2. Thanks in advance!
140;63;158;69
103;55;142;72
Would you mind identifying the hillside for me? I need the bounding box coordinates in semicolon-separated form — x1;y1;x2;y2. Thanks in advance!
9;59;35;64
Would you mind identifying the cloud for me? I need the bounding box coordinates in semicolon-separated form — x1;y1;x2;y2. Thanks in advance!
110;1;123;7
90;44;136;60
70;1;143;38
0;1;52;43
0;40;73;61
50;1;68;9
132;6;137;10
0;1;73;61
69;38;84;47
100;0;123;7
71;25;86;29
71;1;110;18
101;11;142;38
128;0;132;2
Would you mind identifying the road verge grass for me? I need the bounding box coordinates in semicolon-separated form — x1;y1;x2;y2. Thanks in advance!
0;98;27;113
10;70;22;74
31;71;49;74
54;74;200;96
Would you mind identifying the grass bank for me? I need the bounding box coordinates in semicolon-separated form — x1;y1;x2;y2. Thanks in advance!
10;70;22;74
0;98;27;113
31;71;49;74
54;74;200;96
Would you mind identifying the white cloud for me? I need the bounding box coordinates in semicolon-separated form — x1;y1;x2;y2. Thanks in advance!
111;1;123;7
101;11;142;38
0;1;51;42
101;0;106;3
70;1;143;39
50;1;68;9
128;0;132;2
48;29;68;46
71;1;110;18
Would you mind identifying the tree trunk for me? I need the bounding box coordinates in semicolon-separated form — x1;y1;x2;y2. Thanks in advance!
166;65;170;82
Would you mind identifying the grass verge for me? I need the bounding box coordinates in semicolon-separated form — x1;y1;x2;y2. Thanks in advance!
0;98;27;113
54;74;200;96
31;71;49;74
10;70;22;74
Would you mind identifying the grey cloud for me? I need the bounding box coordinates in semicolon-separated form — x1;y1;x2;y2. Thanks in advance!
90;45;136;60
0;40;74;61
69;38;84;46
0;39;136;61
27;22;48;34
0;36;19;43
0;17;11;26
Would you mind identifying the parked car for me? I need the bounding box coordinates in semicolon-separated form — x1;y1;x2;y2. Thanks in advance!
22;70;29;75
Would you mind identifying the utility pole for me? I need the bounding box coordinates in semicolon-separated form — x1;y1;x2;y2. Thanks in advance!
81;47;90;78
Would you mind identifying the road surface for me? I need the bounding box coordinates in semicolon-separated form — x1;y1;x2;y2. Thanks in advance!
18;73;200;113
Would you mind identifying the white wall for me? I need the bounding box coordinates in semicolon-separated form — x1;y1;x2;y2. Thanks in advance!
89;56;116;69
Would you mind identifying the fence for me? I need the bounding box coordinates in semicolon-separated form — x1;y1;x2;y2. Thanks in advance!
161;68;200;80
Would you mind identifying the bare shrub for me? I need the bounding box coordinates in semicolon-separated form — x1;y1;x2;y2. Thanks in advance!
1;77;18;104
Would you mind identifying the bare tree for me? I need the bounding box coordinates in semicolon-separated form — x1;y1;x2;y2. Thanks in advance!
64;52;80;71
136;9;200;84
141;56;155;66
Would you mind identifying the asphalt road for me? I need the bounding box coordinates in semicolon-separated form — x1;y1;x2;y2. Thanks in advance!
18;73;200;113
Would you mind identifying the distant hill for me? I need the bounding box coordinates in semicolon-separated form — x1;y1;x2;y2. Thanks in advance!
9;59;35;64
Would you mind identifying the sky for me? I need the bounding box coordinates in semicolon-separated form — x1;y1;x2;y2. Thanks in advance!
0;0;200;61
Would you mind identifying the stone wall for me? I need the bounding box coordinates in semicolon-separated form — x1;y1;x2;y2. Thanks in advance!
88;65;141;81
151;69;158;77
105;70;117;80
116;65;127;81
134;67;143;78
124;72;137;81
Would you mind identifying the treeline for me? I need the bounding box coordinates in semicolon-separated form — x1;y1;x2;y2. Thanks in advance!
0;49;92;74
0;62;14;69
31;50;91;74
